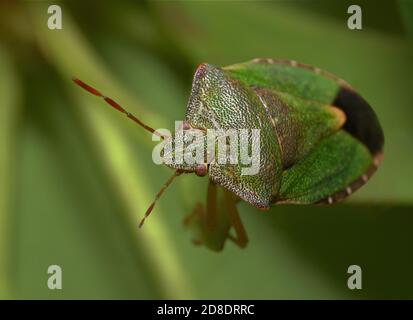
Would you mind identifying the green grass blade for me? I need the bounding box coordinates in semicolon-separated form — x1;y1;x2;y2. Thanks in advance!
0;45;21;299
28;4;193;299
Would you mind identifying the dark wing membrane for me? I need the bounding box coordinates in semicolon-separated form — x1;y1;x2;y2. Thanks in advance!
224;58;384;156
333;87;384;155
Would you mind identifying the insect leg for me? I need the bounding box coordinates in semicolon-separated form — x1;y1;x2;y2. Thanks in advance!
205;180;218;230
224;190;248;248
182;203;204;246
183;181;218;233
183;181;229;251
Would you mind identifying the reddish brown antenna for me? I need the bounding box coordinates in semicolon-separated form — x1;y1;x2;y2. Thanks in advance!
72;78;167;139
139;170;183;228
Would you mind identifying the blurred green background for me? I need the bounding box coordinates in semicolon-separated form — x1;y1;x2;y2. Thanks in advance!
0;0;412;299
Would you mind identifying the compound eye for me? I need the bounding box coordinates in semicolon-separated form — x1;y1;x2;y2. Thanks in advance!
182;121;191;130
195;164;207;177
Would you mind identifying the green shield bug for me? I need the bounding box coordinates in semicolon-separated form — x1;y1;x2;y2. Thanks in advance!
73;58;384;251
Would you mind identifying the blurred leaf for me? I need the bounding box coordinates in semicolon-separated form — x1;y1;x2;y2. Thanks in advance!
22;3;193;298
285;0;405;35
182;202;413;299
266;203;413;299
0;45;21;299
399;0;413;38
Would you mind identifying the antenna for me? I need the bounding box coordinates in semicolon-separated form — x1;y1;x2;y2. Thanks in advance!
139;170;183;228
72;78;167;139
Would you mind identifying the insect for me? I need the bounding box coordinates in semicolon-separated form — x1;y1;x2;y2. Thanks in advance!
73;58;384;251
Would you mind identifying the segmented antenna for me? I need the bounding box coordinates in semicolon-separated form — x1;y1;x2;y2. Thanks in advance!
139;170;183;228
72;78;167;139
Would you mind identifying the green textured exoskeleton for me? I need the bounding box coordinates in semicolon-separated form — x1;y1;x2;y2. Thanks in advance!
178;59;383;251
73;58;384;252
